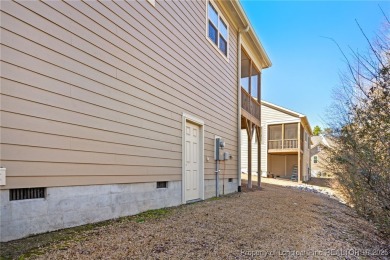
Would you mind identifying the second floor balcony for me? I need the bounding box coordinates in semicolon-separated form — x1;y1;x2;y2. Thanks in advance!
240;48;261;126
241;88;260;126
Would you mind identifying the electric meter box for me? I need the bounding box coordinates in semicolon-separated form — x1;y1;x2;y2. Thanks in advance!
214;137;225;161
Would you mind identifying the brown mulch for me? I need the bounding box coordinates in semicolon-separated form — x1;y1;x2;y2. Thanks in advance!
4;183;390;259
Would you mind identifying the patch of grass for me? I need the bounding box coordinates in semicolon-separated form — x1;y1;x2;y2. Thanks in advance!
133;208;171;223
0;207;175;259
0;219;114;260
206;193;236;202
207;196;221;201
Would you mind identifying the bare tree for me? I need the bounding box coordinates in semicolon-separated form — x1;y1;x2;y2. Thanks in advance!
325;17;390;236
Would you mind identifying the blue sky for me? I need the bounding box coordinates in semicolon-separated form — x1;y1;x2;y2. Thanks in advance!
241;1;390;129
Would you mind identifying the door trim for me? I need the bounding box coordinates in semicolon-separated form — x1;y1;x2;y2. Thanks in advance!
182;113;204;204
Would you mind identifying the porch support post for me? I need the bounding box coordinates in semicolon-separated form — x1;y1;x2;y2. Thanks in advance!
297;122;301;183
284;155;287;177
237;34;242;192
246;119;253;188
256;126;261;188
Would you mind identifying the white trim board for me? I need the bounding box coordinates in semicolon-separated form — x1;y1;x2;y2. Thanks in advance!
265;119;300;125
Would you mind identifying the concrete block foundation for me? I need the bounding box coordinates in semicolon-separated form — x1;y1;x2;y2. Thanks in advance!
0;181;181;242
204;178;238;199
0;179;237;242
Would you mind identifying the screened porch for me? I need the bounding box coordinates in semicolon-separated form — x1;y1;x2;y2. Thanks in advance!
268;123;300;153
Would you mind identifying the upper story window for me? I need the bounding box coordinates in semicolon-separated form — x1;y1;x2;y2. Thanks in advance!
314;156;318;163
241;48;260;100
207;1;228;57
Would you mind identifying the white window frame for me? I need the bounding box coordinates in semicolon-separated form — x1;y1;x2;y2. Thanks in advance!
206;0;229;61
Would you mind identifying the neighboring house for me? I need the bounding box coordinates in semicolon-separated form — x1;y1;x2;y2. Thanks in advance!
310;135;332;178
0;0;271;241
241;101;312;182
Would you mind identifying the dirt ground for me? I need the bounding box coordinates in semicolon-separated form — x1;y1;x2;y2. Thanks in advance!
1;183;389;259
306;177;334;188
242;174;334;189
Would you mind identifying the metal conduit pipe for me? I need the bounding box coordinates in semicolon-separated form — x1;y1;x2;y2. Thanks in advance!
237;25;249;192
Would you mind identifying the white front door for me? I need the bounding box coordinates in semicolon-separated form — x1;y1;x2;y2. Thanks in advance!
185;122;200;201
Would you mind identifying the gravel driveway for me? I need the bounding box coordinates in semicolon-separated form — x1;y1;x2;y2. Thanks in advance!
3;183;389;259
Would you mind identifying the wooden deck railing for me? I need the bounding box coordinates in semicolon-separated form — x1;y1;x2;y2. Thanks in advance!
241;88;260;120
284;139;298;149
268;139;298;150
268;140;283;149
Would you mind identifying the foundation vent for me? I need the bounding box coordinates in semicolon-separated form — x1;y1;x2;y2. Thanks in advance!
10;188;46;201
157;181;168;189
228;178;233;183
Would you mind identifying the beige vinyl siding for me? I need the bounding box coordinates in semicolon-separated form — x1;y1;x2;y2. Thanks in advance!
0;0;238;189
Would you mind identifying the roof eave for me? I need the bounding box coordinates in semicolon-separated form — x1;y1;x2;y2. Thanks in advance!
261;100;303;118
229;0;272;69
300;116;313;135
261;100;313;135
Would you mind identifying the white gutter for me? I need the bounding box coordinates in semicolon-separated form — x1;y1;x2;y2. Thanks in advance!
237;25;249;192
230;1;272;68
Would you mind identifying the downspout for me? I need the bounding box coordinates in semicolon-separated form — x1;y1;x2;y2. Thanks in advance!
237;25;249;192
